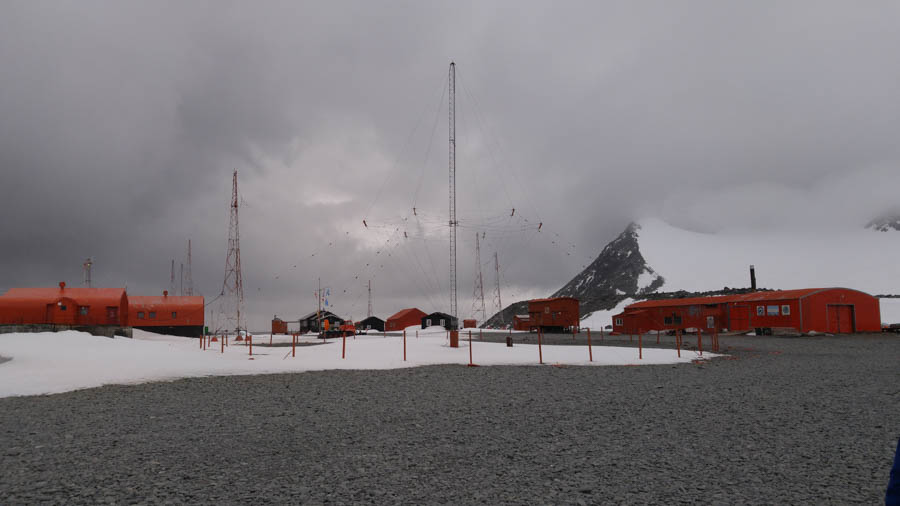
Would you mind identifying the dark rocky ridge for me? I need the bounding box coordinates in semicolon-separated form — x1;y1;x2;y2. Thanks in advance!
867;213;900;232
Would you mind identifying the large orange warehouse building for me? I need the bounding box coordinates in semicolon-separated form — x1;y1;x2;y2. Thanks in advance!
0;283;129;335
385;308;427;331
128;293;204;337
612;288;881;335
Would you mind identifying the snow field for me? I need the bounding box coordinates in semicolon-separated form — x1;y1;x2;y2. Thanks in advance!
0;326;714;398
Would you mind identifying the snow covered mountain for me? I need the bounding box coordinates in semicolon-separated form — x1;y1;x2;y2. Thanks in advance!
551;223;663;317
867;213;900;232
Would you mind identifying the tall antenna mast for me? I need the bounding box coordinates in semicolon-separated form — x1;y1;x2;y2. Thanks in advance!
169;259;175;294
221;170;245;333
180;263;184;296
448;61;458;319
82;257;93;287
185;239;193;296
367;280;373;318
493;251;503;325
472;233;486;323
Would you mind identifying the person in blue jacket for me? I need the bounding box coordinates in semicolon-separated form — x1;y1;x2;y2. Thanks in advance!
888;438;900;506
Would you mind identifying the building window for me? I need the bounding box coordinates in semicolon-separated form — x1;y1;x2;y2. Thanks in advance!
544;307;550;314
59;304;67;311
426;319;432;327
615;318;623;326
757;306;765;316
440;319;445;327
149;312;156;319
79;306;89;315
171;312;177;319
664;316;673;325
767;305;779;316
673;315;682;325
366;325;371;330
781;305;790;316
137;312;145;319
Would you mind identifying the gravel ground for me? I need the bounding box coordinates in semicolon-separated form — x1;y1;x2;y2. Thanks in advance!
1;333;898;504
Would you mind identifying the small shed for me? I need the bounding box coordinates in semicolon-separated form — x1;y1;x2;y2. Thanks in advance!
271;317;288;335
513;314;531;331
386;308;427;331
356;316;385;332
528;297;580;332
421;312;458;330
462;319;477;328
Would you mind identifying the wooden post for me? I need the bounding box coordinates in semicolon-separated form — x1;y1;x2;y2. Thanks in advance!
638;331;643;360
292;334;296;358
587;327;593;362
697;329;703;356
468;330;474;366
538;328;544;365
403;329;406;361
221;335;224;354
416;329;418;339
270;333;273;345
713;328;719;352
676;329;681;358
249;335;252;356
479;328;483;341
342;332;347;359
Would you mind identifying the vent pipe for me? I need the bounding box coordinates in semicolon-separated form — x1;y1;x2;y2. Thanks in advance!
750;265;757;290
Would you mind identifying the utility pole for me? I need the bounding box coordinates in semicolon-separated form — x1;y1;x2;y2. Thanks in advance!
317;277;322;337
493;252;503;325
169;259;175;294
367;280;373;318
82;257;93;288
180;263;184;296
448;61;458;320
472;233;486;323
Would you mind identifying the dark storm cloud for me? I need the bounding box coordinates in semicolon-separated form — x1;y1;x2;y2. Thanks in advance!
2;1;899;328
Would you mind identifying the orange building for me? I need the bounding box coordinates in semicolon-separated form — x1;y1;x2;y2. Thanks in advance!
128;292;204;337
385;308;427;331
0;282;129;335
528;297;580;332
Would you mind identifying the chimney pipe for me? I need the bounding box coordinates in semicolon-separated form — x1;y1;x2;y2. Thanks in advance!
59;281;66;290
163;290;168;297
750;265;756;290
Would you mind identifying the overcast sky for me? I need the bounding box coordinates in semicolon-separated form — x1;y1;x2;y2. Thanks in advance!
2;1;899;330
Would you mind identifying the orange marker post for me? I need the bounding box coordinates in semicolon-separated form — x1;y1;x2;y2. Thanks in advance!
342;332;347;359
221;335;224;354
468;329;474;366
249;335;253;356
676;329;681;358
292;334;296;358
638;332;643;360
403;330;407;362
697;329;703;356
538;328;544;365
587;328;593;362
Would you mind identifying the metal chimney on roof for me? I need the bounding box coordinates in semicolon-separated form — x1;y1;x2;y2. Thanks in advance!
750;265;757;290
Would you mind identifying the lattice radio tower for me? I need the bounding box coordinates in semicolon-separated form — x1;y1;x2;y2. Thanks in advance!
82;257;93;287
184;239;193;296
471;233;486;323
367;280;373;318
493;252;503;325
220;170;245;333
448;61;458;319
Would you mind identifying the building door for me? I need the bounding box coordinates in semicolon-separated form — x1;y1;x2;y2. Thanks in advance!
827;305;854;334
706;316;715;329
106;306;118;325
730;304;750;331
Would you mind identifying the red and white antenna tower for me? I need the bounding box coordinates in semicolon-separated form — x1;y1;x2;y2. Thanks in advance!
220;170;245;333
492;251;503;325
184;239;193;296
448;61;458;320
471;233;486;323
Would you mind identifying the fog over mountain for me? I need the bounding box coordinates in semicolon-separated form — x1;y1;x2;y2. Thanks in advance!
2;1;900;329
